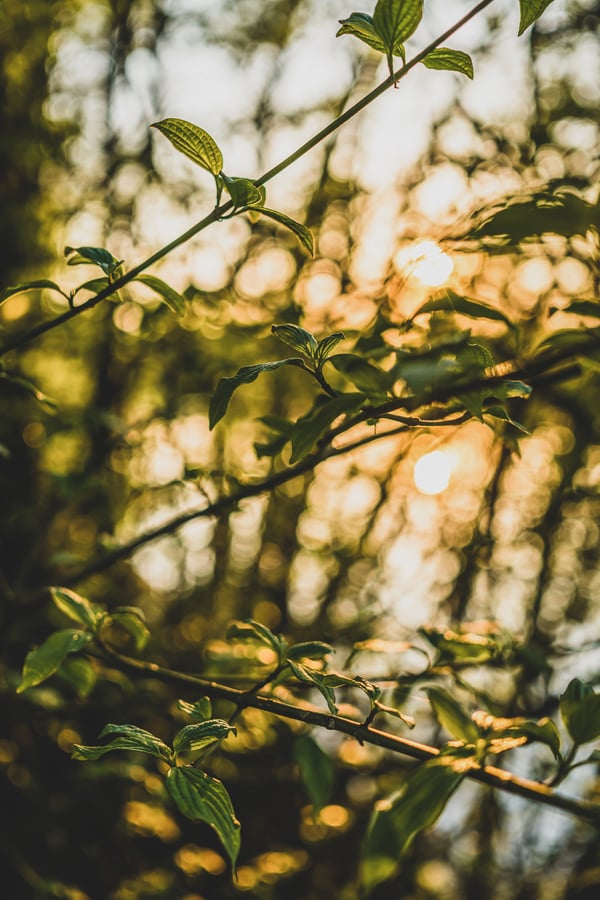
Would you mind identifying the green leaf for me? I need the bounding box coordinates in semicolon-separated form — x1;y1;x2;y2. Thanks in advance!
325;353;392;397
518;0;555;35
373;0;423;75
471;191;595;243
50;586;103;630
272;323;319;359
550;300;600;319
221;174;264;209
287;641;334;662
412;289;513;328
422;47;473;78
72;277;111;295
426;687;480;744
72;724;174;764
0;279;67;305
560;678;600;745
64;246;123;275
102;609;150;652
256;208;314;255
484;405;530;434
178;697;213;722
361;760;463;894
173;719;236;762
17;629;92;693
336;13;387;53
166;767;241;872
489;718;561;759
57;656;97;699
287;661;338;714
226;618;288;662
315;332;346;366
293;735;334;816
289;393;365;463
421;627;502;664
133;274;186;317
151;118;223;176
209;357;306;429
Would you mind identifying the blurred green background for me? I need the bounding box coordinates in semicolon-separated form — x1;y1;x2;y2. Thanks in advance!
1;1;600;897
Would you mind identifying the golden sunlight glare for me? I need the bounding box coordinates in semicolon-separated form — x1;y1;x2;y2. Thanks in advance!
414;450;453;495
394;240;454;287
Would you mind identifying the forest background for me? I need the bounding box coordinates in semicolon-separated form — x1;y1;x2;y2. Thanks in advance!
2;1;600;898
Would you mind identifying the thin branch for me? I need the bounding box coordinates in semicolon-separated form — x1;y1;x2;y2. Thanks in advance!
0;0;497;358
91;643;600;827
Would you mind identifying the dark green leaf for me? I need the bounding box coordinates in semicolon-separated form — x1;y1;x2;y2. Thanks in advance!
361;760;463;894
518;0;555;35
325;353;392;396
315;332;346;366
287;661;338;714
64;246;123;275
50;586;104;630
178;697;213;722
57;656;97;699
336;13;387;53
72;723;174;764
151;118;223;176
272;323;319;359
289;393;365;463
226;618;288;661
221;174;264;209
421;627;501;664
472;191;595;243
287;641;334;661
422;48;473;78
209;358;306;429
102;610;150;652
293;735;334;816
560;678;600;745
256;208;314;255
134;274;186;317
0;279;67;305
550;300;600;319
173;719;236;761
426;687;480;744
484;405;530;434
489;718;561;759
72;277;111;296
413;290;513;328
17;629;92;693
166;767;241;871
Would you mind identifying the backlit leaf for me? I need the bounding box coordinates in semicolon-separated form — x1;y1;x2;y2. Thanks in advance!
64;246;123;275
422;48;473;78
272;323;319;359
336;13;387;53
72;723;174;764
287;641;334;661
173;719;236;761
413;289;513;328
361;760;463;894
256;208;314;255
151;118;223;175
518;0;555;35
293;735;334;816
221;174;264;209
560;678;600;745
289;393;365;463
0;280;67;305
134;274;185;316
326;353;393;396
50;586;104;630
17;629;92;693
166;767;241;871
209;358;306;428
373;0;423;55
426;687;480;744
178;697;213;722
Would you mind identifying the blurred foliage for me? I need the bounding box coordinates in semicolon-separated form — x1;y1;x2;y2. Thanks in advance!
2;1;600;898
